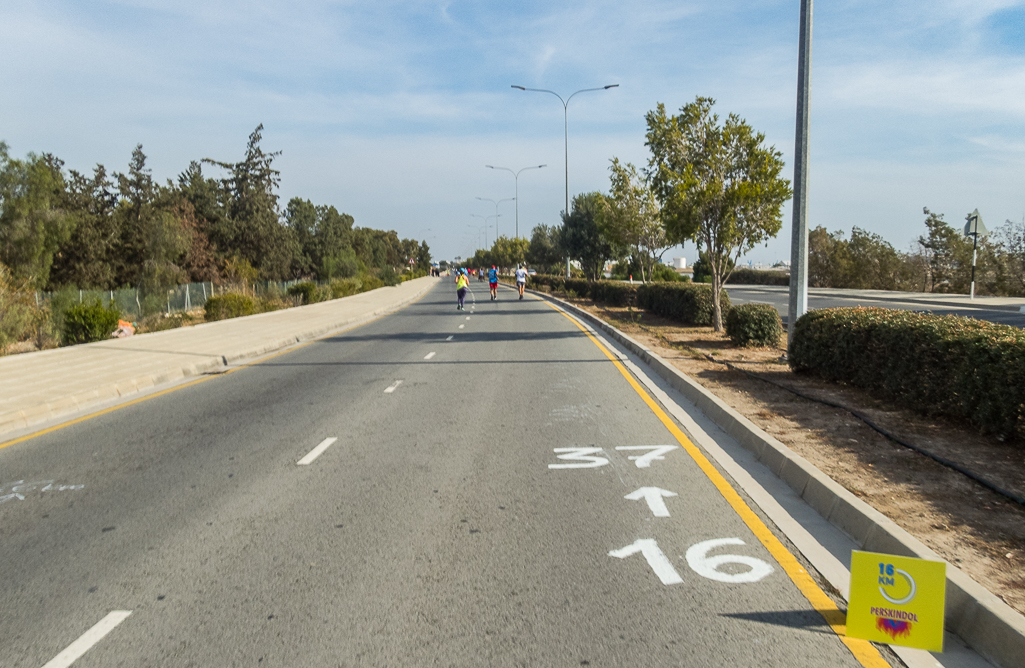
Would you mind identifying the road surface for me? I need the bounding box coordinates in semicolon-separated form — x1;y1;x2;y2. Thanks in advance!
725;285;1025;327
1;282;892;667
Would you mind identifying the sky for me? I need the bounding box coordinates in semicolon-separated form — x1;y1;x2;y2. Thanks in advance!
2;0;1024;265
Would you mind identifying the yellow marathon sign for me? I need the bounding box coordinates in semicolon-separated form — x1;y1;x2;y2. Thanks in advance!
846;550;946;652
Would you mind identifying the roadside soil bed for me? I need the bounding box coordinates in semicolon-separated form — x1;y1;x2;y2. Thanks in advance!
561;295;1025;616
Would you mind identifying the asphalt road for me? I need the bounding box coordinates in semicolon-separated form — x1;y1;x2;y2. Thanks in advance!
725;285;1025;327
0;282;890;667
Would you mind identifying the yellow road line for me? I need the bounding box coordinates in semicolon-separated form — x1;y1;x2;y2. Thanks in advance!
545;300;890;668
0;287;436;452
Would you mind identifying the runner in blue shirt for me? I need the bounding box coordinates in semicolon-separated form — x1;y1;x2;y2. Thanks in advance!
488;265;499;301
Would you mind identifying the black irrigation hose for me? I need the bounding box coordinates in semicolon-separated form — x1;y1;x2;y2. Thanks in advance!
698;352;1025;508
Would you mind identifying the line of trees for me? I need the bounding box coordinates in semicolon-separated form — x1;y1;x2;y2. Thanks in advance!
809;208;1025;296
465;95;1025;331
0;125;431;295
466;97;792;331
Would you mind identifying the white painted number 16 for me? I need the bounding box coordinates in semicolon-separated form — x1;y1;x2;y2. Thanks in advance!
609;537;773;586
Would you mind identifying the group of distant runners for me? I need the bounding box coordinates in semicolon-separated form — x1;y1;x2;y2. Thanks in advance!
453;264;528;310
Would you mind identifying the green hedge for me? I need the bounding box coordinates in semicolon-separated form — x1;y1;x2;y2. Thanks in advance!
727;268;790;286
205;293;257;321
789;307;1025;438
725;303;782;347
636;282;730;326
62;299;121;345
520;275;729;327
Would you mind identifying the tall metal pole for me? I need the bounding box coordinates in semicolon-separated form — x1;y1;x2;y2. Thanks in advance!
476;197;514;241
512;85;619;276
788;0;813;350
486;164;546;238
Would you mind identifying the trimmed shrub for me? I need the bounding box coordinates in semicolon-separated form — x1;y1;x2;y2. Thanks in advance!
589;281;638;307
725;303;783;347
790;307;1025;438
636;283;731;326
204;293;257;321
287;281;321;305
62;299;121;345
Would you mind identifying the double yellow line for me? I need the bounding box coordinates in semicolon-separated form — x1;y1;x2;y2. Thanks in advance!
546;300;889;668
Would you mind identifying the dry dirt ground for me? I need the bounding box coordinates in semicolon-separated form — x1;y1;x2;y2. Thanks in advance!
562;297;1025;617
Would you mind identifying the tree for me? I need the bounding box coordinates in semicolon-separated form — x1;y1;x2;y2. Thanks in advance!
561;192;622;281
49;164;119;289
527;224;564;274
114;146;189;292
600;158;670;282
995;218;1025;295
204;125;295;279
645;98;792;330
491;236;530;270
415;241;432;271
917;208;968;292
0;144;74;289
808;226;850;288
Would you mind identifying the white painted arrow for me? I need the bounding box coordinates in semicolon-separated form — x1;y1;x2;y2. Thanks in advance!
624;487;678;517
0;493;25;504
608;538;683;585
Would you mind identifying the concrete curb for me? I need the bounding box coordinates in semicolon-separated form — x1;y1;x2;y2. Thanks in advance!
537;289;1025;668
0;278;438;438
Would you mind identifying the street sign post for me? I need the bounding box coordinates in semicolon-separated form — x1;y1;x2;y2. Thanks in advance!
964;209;988;300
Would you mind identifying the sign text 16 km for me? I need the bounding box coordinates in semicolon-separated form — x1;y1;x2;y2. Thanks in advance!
846;550;946;652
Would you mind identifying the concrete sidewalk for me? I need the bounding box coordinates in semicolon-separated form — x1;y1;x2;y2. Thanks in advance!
0;276;439;437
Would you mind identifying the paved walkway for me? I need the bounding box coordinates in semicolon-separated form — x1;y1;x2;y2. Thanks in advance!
0;277;440;437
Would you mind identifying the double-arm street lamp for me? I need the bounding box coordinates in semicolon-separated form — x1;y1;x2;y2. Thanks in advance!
469;214;497;248
511;84;619;217
485;164;546;239
475;197;515;240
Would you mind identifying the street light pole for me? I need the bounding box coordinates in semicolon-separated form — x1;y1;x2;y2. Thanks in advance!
469;214;495;248
511;84;618;218
475;197;514;240
512;83;619;276
486;164;546;238
788;0;813;350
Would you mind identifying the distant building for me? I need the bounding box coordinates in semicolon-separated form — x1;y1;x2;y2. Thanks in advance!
670;257;687;269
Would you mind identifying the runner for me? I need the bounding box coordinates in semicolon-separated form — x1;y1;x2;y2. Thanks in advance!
515;264;528;300
487;265;499;301
455;268;469;310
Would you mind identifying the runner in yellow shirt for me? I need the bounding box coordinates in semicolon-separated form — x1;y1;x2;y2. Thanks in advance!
455;269;469;310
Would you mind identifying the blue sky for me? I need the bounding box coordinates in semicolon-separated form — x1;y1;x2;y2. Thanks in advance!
2;0;1024;265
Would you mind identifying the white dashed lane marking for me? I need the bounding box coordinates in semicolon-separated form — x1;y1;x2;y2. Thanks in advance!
297;437;338;466
384;380;403;394
42;611;132;668
446;336;454;341
424;352;436;360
